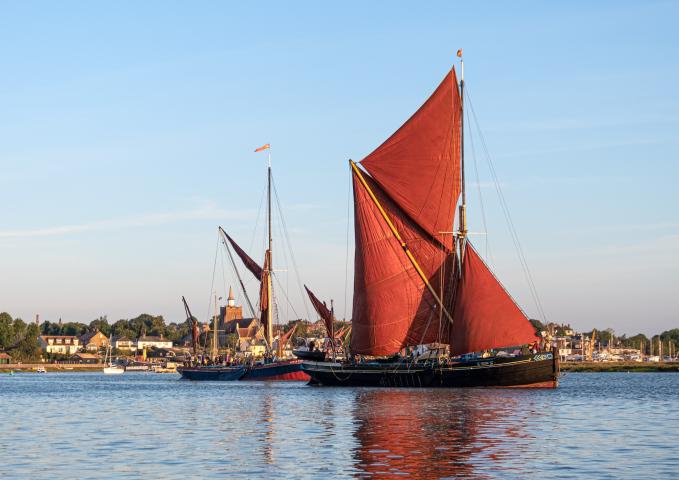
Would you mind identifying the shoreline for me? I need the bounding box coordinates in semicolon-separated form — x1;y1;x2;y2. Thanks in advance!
560;361;679;372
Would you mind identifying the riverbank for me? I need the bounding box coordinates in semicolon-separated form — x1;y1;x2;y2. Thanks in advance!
0;363;103;372
561;361;679;372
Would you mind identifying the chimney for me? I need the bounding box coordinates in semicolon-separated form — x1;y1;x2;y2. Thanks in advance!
35;314;40;325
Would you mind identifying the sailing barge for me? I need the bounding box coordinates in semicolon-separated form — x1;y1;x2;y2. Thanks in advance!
303;55;559;388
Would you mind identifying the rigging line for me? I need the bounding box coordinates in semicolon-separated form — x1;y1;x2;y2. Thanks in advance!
344;188;351;321
270;175;312;322
249;179;268;255
219;242;228;300
465;88;548;322
206;233;220;324
467;106;493;265
272;273;301;319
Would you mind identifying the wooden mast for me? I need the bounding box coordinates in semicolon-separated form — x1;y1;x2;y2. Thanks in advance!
266;148;274;353
457;50;467;256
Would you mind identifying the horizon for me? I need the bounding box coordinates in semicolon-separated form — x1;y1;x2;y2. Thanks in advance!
1;1;678;338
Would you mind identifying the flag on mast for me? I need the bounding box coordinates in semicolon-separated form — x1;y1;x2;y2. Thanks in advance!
255;143;270;152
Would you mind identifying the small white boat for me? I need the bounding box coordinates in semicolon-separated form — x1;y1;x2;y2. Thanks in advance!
102;342;125;375
35;367;46;373
103;365;125;375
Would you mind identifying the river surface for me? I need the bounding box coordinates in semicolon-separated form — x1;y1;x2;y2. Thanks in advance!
1;372;677;479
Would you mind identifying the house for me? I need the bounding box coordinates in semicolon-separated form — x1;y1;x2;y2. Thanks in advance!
70;352;100;364
39;335;81;355
0;352;10;364
137;336;173;350
79;330;110;352
114;336;136;351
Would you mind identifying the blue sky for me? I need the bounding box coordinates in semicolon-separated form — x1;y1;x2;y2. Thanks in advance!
1;1;677;336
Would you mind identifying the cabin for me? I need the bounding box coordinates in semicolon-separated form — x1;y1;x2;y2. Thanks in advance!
39;335;81;355
0;352;11;364
79;330;110;352
70;352;101;364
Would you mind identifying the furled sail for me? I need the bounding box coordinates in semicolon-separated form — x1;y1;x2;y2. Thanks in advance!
450;242;538;355
304;285;334;339
360;68;461;250
350;170;456;356
259;249;272;342
225;233;263;280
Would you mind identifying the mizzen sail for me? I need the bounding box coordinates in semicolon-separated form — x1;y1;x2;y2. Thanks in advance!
450;242;538;355
304;285;334;339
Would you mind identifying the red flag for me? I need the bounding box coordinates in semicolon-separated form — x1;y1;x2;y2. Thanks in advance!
254;143;270;152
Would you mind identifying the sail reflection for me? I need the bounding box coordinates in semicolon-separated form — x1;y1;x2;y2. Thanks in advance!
352;389;529;478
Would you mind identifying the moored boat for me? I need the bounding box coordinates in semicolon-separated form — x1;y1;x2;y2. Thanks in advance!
241;359;308;381
303;52;559;389
177;365;246;381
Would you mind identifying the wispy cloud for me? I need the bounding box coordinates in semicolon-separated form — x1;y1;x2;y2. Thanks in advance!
0;203;254;239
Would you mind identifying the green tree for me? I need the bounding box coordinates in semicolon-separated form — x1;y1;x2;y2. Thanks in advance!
0;312;14;349
89;316;111;337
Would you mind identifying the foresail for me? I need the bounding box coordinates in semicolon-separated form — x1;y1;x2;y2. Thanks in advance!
360;68;461;250
450;242;538;355
351;169;455;356
225;233;263;280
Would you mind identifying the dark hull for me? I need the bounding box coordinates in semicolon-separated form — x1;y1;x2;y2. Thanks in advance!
240;359;309;381
292;349;326;361
177;365;246;381
302;352;559;388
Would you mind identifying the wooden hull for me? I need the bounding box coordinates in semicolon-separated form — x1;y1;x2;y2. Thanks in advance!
302;352;559;388
177;365;246;381
240;360;310;381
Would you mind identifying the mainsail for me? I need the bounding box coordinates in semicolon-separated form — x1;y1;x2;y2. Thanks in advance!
259;249;272;344
360;68;461;251
350;68;460;356
450;242;538;355
350;66;537;356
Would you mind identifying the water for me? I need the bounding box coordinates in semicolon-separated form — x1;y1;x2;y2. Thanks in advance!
1;372;677;479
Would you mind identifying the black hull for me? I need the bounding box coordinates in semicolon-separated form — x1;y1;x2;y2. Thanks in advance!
292;349;326;361
177;365;246;381
302;352;559;388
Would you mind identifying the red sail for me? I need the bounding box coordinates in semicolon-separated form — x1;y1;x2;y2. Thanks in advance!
304;285;334;338
225;233;263;280
450;242;538;355
351;170;455;356
259;249;271;341
360;68;461;250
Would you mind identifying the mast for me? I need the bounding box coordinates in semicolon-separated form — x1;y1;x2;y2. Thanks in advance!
266;148;274;352
212;292;218;360
330;299;336;361
457;49;467;251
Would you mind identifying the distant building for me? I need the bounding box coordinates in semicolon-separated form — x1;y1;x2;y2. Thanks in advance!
0;353;10;364
219;286;243;326
114;336;136;351
39;335;81;355
70;352;100;364
137;336;173;350
79;330;110;352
